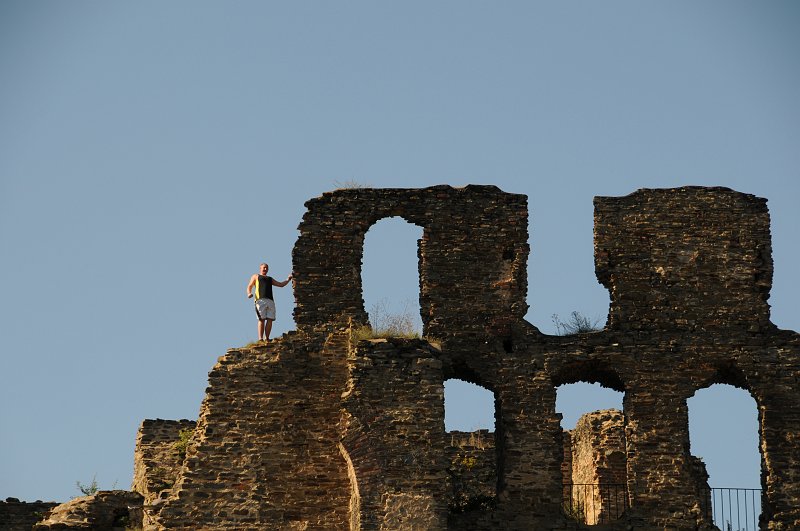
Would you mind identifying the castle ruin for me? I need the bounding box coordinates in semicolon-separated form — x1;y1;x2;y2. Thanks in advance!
23;185;800;529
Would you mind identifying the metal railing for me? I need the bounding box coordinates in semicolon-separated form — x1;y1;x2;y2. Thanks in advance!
562;484;762;528
700;487;762;531
562;483;628;524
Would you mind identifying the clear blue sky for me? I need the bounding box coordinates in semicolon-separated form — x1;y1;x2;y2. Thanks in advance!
1;1;797;503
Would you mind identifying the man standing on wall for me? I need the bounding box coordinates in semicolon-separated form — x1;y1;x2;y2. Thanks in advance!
247;263;293;342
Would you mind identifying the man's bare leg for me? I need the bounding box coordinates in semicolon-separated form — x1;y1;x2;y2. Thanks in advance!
264;319;273;342
258;320;265;341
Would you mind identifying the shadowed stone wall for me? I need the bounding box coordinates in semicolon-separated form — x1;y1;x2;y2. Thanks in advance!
594;187;774;333
129;185;799;530
445;430;496;515
0;499;58;531
292;185;529;343
342;338;449;529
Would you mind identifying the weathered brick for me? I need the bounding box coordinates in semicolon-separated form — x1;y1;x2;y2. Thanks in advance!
122;186;799;530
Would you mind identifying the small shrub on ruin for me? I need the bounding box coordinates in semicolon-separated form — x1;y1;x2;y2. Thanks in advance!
371;299;421;337
468;431;490;450
459;455;477;469
352;299;421;340
75;474;99;496
451;431;491;451
351;324;376;342
333;178;371;189
173;428;194;459
552;311;601;335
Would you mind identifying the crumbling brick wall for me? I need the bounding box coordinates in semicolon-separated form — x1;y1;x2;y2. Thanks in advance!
594;187;774;333
132;419;197;505
589;187;798;527
445;430;496;511
152;330;353;530
565;409;629;524
0;499;58;531
132;185;799;530
33;491;143;530
445;430;497;530
292;185;529;343
341;338;449;529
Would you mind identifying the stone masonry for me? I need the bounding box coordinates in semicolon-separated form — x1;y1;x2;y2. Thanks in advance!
33;491;143;530
122;185;800;529
445;430;497;520
0;499;58;531
132;419;197;506
561;409;713;526
565;409;628;525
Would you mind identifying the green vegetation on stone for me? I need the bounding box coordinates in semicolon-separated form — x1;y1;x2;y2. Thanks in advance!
75;474;99;496
551;311;601;335
173;428;194;460
352;299;422;340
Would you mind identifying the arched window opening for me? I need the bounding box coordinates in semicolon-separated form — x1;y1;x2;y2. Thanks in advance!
556;382;624;428
525;205;610;333
688;384;761;528
444;379;497;518
361;217;423;336
557;382;626;525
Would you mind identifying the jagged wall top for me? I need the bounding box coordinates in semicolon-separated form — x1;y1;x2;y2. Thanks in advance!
292;185;529;339
293;184;775;338
594;186;773;332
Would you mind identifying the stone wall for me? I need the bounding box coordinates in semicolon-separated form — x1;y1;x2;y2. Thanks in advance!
0;499;57;531
132;419;197;506
445;430;496;514
341;338;449;529
151;329;353;530
128;185;799;530
594;187;773;333
33;491;143;530
292;185;529;344
444;430;497;530
565;409;630;525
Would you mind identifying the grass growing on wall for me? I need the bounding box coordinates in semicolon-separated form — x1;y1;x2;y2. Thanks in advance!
352;299;422;340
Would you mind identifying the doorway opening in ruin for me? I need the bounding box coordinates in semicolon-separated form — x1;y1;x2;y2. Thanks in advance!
361;216;424;335
444;378;498;516
555;378;626;525
688;383;762;526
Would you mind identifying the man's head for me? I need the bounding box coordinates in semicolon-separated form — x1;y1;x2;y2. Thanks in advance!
259;263;269;275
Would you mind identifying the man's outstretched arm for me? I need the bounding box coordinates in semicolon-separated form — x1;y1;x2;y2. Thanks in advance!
272;274;293;288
